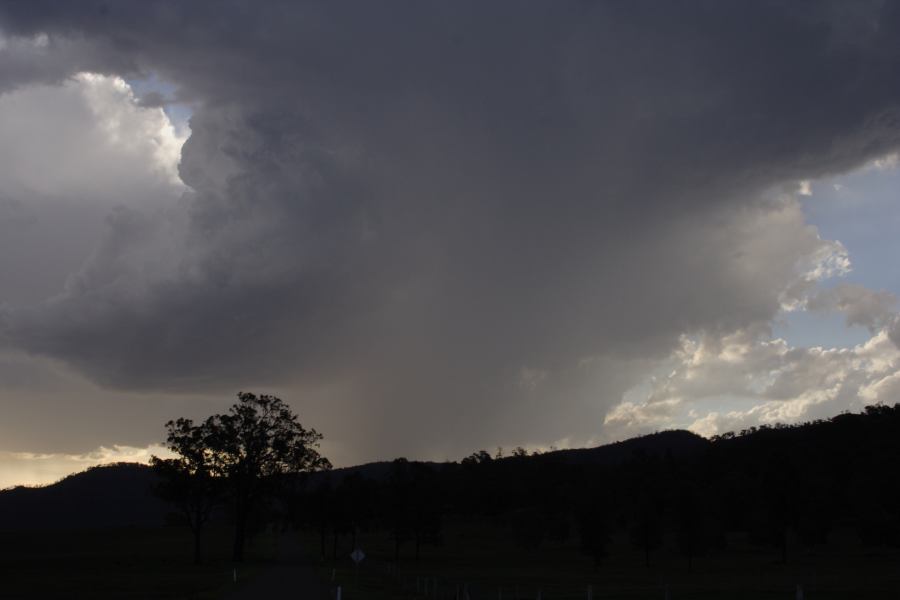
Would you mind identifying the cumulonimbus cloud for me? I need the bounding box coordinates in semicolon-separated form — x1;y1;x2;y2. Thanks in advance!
2;2;900;458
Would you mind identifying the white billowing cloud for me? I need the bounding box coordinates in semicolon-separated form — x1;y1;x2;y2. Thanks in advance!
0;444;171;489
605;326;900;440
0;72;188;307
860;370;900;404
75;73;186;186
0;69;202;485
604;398;684;434
0;72;186;204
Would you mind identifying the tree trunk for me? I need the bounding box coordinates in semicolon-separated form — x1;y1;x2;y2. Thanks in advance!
781;529;788;564
687;533;693;572
233;509;247;562
415;532;421;561
644;529;650;568
332;529;338;560
193;527;202;565
189;505;204;565
320;524;327;559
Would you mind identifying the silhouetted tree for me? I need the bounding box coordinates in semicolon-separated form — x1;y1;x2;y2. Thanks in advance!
532;461;572;545
410;463;443;560
626;452;664;567
576;500;612;567
385;458;414;564
510;505;546;550
572;467;616;567
462;450;493;466
630;498;662;568
327;483;348;560
338;472;378;550
795;479;834;548
151;418;222;565
674;483;721;572
301;478;334;559
205;392;331;562
761;452;799;564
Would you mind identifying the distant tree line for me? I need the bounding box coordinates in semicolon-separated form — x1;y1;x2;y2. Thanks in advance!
155;400;900;570
289;404;900;571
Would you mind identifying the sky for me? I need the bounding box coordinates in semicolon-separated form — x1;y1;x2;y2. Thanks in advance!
2;1;900;488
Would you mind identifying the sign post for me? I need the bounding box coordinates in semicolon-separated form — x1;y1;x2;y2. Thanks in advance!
350;547;365;582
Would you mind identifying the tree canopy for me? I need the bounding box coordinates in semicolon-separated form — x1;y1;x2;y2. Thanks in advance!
153;392;331;562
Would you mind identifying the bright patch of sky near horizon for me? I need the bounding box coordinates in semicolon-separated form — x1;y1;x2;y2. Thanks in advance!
0;445;172;490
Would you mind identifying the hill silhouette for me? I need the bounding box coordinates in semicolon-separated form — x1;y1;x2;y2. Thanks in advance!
541;429;709;465
3;408;900;597
0;462;168;530
318;429;708;483
4;407;900;552
0;429;707;531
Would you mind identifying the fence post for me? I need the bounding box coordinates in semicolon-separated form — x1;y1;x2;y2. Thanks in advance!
336;586;342;600
587;584;593;600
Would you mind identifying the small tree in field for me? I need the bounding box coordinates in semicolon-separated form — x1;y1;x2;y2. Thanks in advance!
151;418;222;565
206;392;331;562
155;392;331;564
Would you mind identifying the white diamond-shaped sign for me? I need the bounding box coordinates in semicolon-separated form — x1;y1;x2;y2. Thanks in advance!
350;548;365;564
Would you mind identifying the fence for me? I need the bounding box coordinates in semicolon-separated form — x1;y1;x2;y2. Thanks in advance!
327;558;809;599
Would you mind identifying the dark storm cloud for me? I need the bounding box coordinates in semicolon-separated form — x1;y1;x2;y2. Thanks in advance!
3;1;900;455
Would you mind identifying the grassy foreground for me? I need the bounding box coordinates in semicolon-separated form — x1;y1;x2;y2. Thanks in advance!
307;517;900;600
0;526;277;599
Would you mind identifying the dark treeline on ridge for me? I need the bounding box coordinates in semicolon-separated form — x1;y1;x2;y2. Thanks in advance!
4;401;900;578
293;404;900;570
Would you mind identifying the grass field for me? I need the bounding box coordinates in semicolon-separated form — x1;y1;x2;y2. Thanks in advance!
307;517;900;600
0;526;278;599
3;519;899;599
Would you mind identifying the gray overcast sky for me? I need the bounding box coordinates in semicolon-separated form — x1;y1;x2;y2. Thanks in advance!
2;1;900;486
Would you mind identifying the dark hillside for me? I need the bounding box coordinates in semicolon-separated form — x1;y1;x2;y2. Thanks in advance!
317;429;708;485
544;429;710;465
0;463;168;530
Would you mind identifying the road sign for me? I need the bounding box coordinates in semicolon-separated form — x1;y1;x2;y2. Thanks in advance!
350;548;365;564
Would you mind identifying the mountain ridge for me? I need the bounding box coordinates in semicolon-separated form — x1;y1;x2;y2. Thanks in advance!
0;429;704;530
